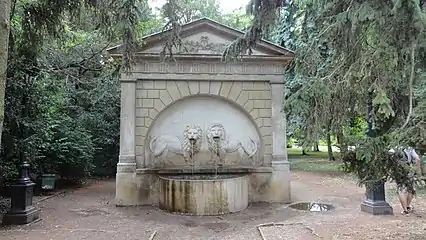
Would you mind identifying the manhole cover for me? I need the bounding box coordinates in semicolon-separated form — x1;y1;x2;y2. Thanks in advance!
289;202;334;212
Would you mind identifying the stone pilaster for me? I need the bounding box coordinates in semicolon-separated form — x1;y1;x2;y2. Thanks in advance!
271;81;289;166
265;80;291;203
118;73;137;172
116;73;142;206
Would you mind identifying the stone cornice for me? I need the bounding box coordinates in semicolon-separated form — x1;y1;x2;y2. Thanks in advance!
130;73;283;82
131;60;285;75
113;53;293;63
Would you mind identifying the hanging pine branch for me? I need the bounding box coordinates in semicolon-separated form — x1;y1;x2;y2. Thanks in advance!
160;0;185;61
222;0;285;61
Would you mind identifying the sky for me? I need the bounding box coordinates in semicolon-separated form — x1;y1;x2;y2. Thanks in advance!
148;0;247;13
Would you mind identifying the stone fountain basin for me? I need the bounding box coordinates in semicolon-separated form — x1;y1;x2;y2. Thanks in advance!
158;174;249;216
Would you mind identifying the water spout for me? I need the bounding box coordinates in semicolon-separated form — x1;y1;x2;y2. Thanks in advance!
190;139;195;175
214;137;220;178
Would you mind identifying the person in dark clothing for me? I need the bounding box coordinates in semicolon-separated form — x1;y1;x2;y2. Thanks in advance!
393;147;421;215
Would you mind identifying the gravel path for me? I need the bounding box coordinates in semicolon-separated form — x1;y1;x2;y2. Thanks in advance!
1;171;425;240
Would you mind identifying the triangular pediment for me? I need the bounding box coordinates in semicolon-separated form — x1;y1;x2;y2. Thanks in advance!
108;18;294;57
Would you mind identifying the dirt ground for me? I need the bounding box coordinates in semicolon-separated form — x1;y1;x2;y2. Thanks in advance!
1;171;425;240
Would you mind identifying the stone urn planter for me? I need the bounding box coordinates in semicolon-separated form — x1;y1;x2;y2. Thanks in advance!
41;173;56;190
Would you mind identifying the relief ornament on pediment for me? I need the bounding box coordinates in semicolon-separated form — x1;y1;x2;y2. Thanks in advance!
181;36;228;54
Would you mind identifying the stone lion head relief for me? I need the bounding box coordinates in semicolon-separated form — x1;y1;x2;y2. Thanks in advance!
182;124;203;162
206;123;227;144
206;122;258;166
206;123;228;165
149;124;203;166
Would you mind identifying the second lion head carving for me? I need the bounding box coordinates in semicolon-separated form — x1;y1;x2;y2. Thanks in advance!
206;123;227;154
182;124;203;162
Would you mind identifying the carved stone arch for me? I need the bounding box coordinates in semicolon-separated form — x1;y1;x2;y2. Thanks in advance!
144;80;267;129
145;92;265;144
138;80;270;168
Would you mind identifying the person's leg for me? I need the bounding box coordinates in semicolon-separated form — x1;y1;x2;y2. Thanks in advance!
407;192;413;211
406;183;415;212
397;185;409;214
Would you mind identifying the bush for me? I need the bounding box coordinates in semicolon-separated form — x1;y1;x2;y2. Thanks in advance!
341;145;420;188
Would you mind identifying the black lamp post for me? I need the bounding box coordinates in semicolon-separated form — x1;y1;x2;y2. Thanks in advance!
360;91;393;215
2;76;40;225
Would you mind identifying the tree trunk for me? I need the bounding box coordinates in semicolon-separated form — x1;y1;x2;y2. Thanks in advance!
326;122;334;161
313;142;319;151
336;125;345;154
0;0;11;149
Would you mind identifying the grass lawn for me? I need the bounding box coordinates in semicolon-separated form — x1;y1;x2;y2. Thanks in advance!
288;147;344;172
290;158;344;172
287;146;339;159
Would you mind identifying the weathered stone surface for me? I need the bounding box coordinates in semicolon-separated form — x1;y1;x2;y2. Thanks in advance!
250;109;259;120
135;118;144;127
159;90;173;106
176;81;190;97
147;90;160;99
209;81;221;95
262;118;271;127
136;127;147;136
219;82;232;97
242;82;254;90
154;99;166;113
228;82;242;101
265;161;291;203
254;100;266;109
142;80;154;89
244;100;254;113
167;81;181;101
148;108;158;119
188;81;199;95
136;108;148;117
142;99;154;108
236;91;249;107
116;173;150;206
136;90;147;98
264;135;272;145
158;175;249;215
154;81;167;89
199;81;210;94
135;136;145;146
145;118;152;127
115;18;293;209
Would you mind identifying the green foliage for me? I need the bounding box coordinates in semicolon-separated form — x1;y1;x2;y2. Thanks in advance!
341;134;422;187
221;8;253;31
161;0;223;23
1;2;122;188
225;0;426;183
159;0;254;60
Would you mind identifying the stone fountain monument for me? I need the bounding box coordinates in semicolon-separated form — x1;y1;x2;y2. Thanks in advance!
108;18;294;215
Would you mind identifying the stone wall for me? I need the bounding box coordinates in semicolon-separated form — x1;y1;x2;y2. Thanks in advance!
135;79;273;168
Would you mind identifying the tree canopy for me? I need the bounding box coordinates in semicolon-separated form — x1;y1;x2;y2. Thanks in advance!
1;0;426;189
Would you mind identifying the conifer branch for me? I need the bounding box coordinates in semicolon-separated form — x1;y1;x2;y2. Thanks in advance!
222;0;285;62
